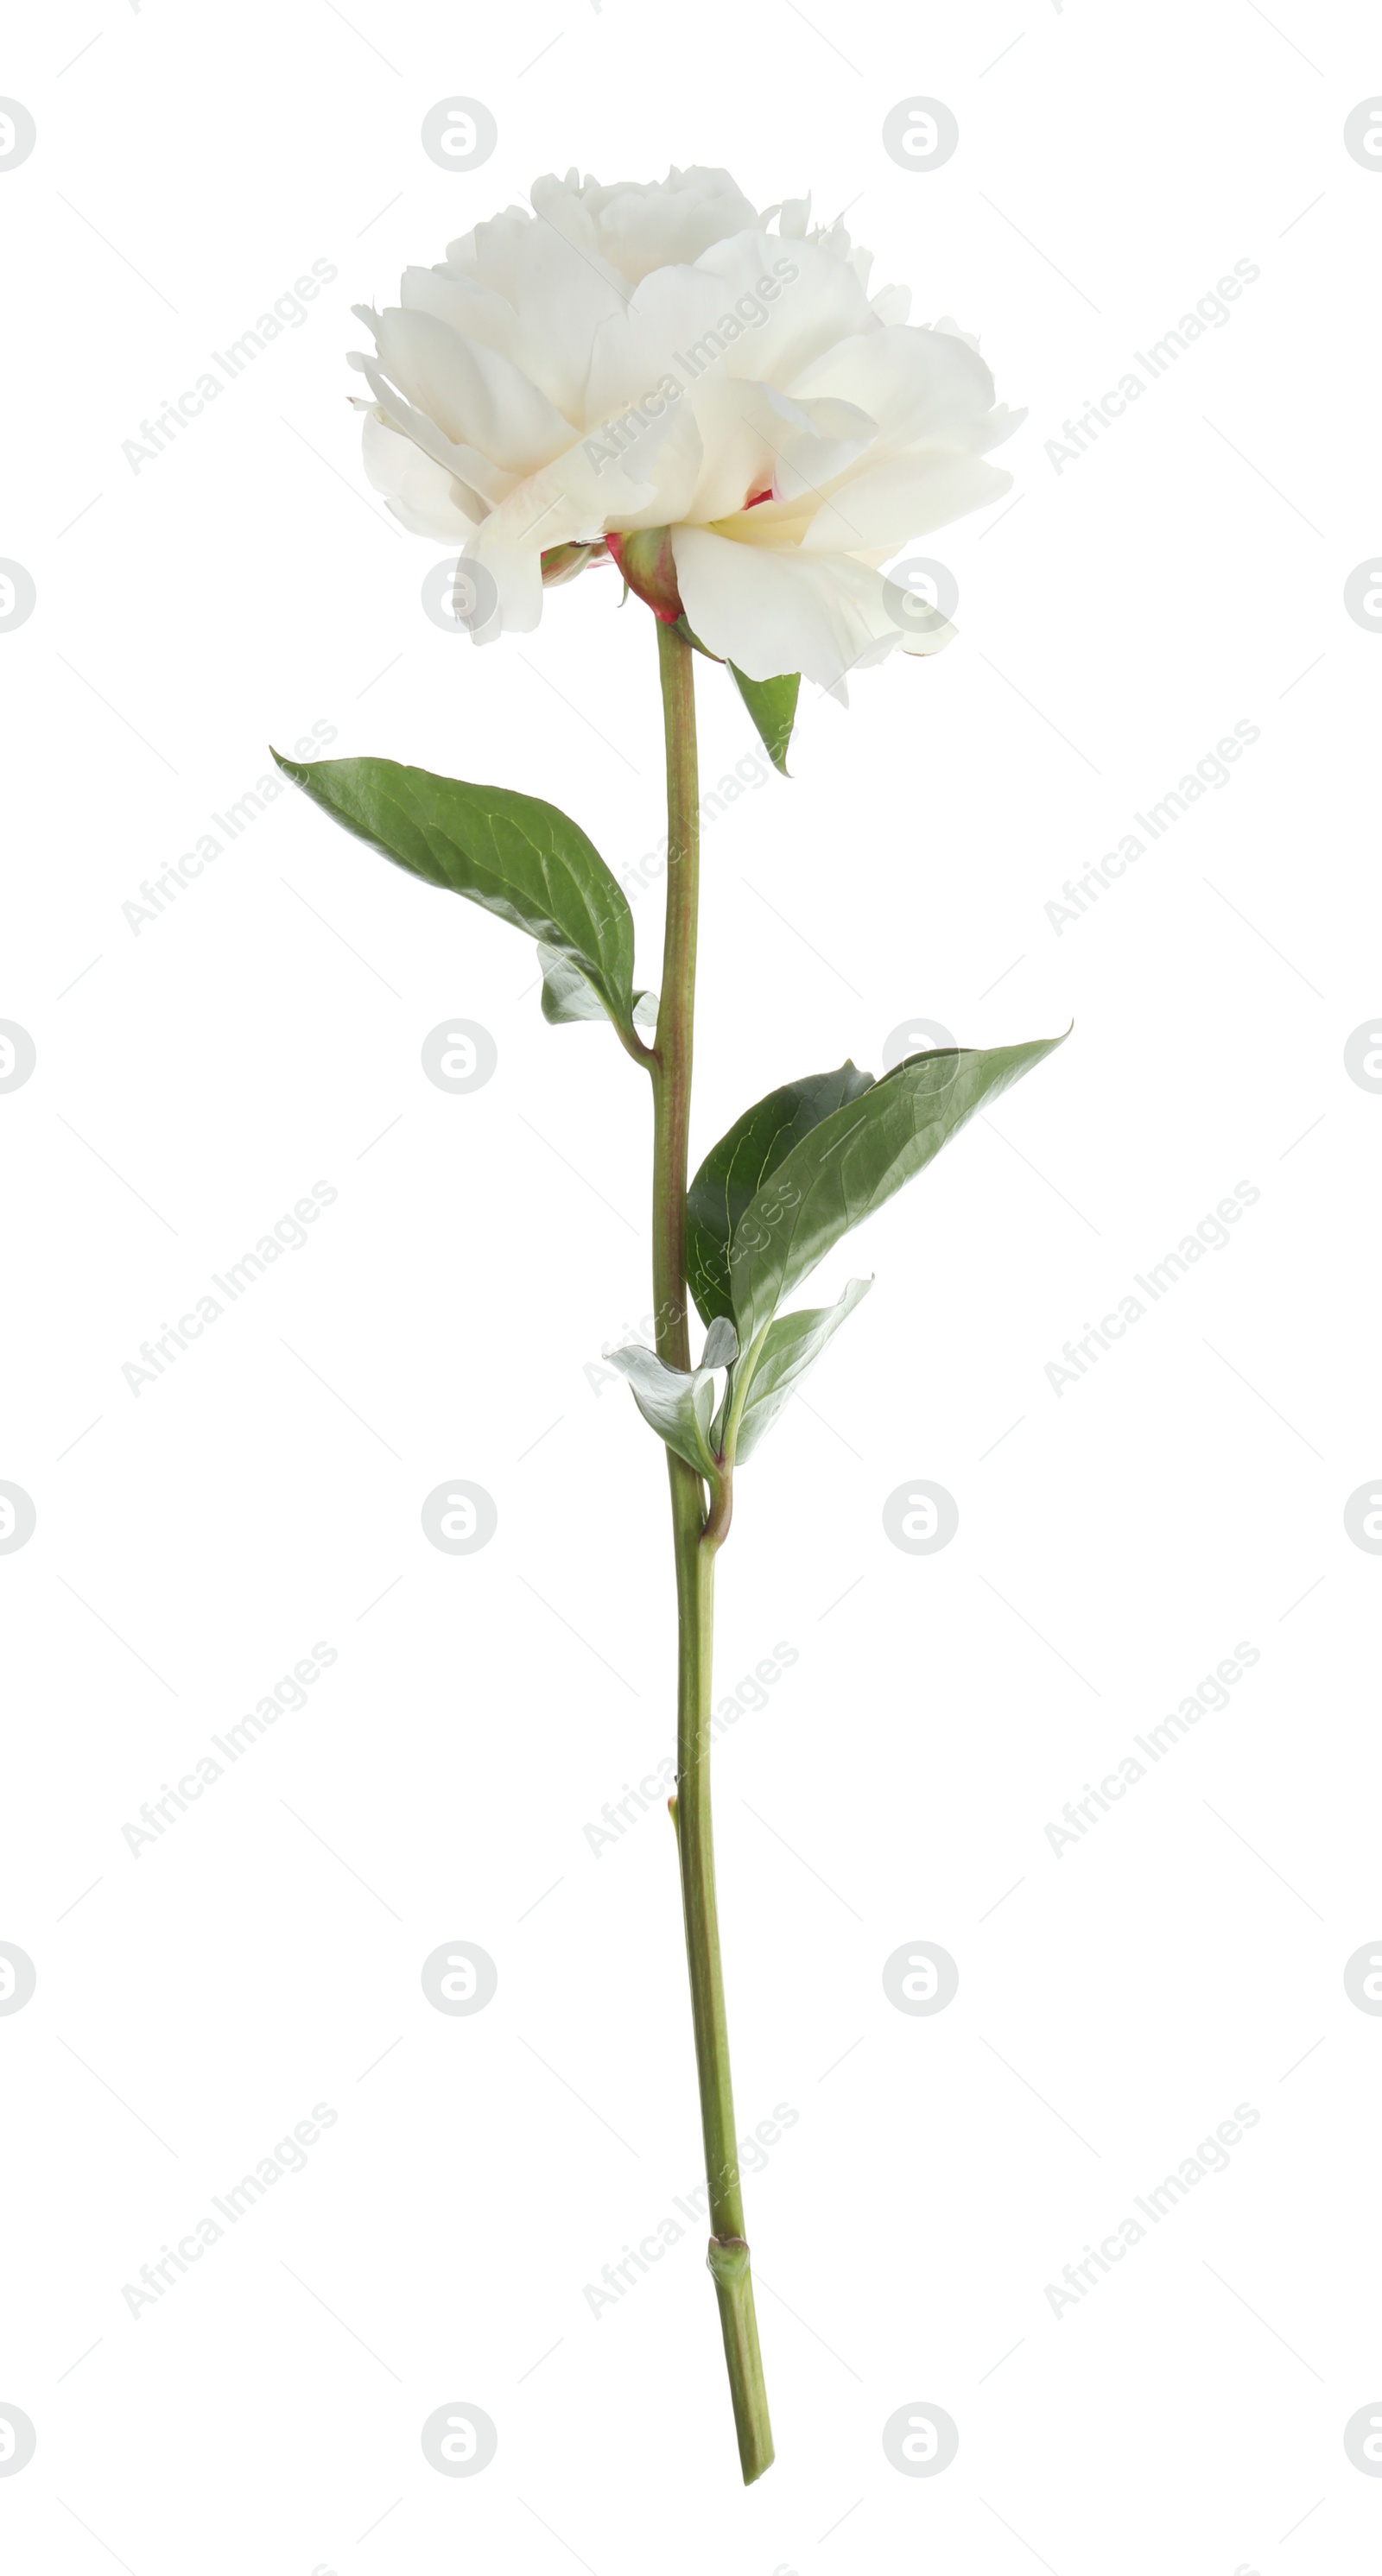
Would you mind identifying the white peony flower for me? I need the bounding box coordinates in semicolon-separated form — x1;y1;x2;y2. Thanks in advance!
351;165;1021;693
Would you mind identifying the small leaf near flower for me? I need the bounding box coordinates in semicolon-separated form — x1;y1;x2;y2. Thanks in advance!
729;666;800;775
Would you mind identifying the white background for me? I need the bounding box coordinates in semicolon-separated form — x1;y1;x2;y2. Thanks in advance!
3;2;1380;2570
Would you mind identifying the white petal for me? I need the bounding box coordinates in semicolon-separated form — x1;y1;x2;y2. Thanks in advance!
671;526;915;690
461;535;542;641
360;410;483;538
401;266;534;368
694;232;876;386
597;398;705;527
759;386;878;502
536;164;761;284
789;322;1009;452
372;307;573;475
445;207;628;419
675;373;784;521
800;451;1013;552
349;350;516;504
582;261;759;427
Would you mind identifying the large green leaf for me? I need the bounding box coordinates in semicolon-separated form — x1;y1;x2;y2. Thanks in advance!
272;751;640;1041
725;1036;1068;1345
732;1277;872;1463
605;1317;738;1475
687;1062;875;1327
730;664;800;775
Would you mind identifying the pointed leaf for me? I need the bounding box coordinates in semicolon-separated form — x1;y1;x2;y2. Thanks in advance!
726;1035;1068;1345
604;1321;738;1476
687;1062;875;1327
272;751;639;1038
733;1277;872;1463
730;663;800;775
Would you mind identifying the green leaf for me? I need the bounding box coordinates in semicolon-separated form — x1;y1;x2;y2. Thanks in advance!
726;1035;1068;1345
605;1318;738;1475
732;1277;872;1463
729;664;800;775
272;750;640;1041
687;1063;875;1328
538;944;657;1033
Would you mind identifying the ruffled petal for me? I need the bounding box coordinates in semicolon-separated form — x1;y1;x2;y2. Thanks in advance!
534;165;762;284
348;349;517;505
799;449;1012;552
359;408;485;538
693;231;876;386
399;264;557;394
789;322;1014;453
672;526;931;691
444;207;629;418
370;307;574;476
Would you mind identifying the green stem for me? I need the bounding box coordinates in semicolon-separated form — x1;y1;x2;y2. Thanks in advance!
650;617;774;2486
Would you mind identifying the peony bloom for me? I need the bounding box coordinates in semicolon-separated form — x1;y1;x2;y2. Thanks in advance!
351;166;1020;693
